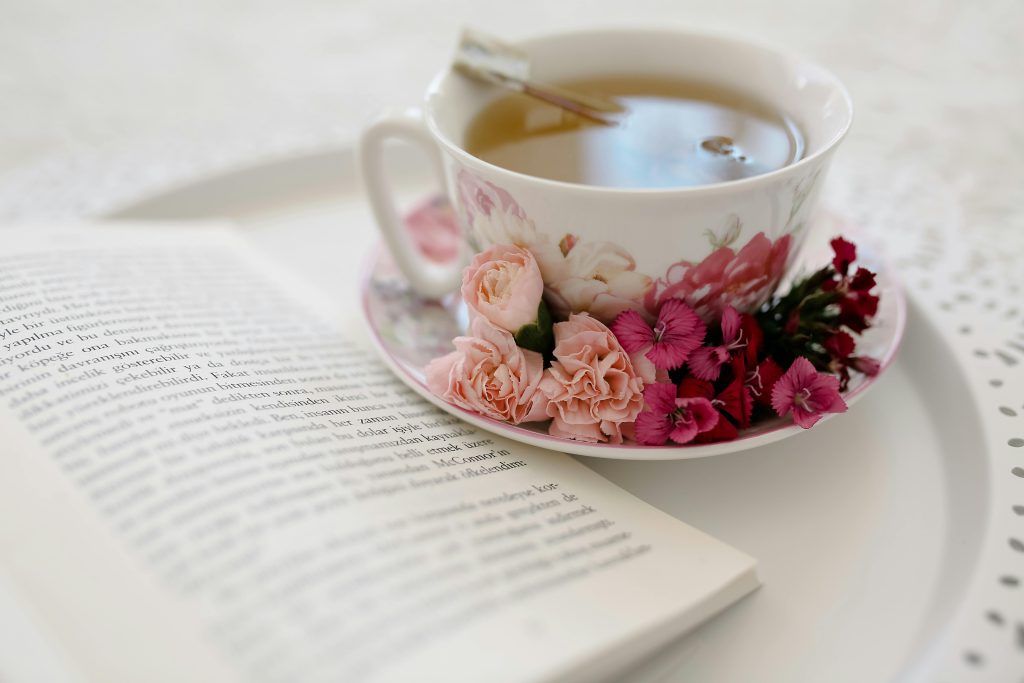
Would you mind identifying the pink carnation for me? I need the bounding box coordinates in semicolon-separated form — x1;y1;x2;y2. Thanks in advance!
540;313;644;443
612;298;706;371
771;356;848;429
461;244;544;333
634;383;720;446
688;306;746;381
426;317;548;424
645;232;791;321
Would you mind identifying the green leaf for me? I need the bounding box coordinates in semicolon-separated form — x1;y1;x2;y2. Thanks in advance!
514;300;554;355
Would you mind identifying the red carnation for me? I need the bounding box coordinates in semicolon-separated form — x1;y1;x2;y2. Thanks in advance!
830;237;857;276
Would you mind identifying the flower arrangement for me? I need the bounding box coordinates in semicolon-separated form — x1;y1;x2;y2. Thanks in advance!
426;227;881;446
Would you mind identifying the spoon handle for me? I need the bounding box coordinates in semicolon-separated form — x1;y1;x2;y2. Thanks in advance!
519;83;621;125
454;28;624;126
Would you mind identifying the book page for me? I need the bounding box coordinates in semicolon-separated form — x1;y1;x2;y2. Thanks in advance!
0;226;756;683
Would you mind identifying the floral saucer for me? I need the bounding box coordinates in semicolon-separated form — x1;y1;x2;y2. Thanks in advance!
360;214;906;461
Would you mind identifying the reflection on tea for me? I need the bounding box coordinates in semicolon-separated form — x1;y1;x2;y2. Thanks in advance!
465;75;804;188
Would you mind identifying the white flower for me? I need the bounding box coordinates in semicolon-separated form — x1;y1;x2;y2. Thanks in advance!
469;210;542;251
543;241;652;323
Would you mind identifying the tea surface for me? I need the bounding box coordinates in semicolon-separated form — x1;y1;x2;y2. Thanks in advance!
465;75;804;188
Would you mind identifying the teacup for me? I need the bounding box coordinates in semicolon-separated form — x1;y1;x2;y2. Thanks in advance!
358;27;852;325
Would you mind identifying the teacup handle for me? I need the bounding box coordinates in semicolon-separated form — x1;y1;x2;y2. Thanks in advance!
358;106;464;299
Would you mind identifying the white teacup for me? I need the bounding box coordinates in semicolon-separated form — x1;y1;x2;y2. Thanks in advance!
359;27;852;324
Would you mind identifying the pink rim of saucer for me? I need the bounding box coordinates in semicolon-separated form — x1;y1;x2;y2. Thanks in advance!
359;244;907;460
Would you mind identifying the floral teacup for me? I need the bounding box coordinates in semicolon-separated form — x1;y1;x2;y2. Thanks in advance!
358;27;852;323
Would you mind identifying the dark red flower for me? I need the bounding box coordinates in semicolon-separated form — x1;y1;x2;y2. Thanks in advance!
715;376;754;429
694;409;740;442
824;331;855;360
678;376;714;400
678;375;752;442
825;330;855;389
739;314;764;367
783;308;802;335
746;357;784;408
849;267;876;292
850;355;881;377
838;291;879;332
830;237;856;276
824;331;880;389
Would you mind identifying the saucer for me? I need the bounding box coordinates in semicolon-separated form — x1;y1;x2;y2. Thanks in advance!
361;216;906;461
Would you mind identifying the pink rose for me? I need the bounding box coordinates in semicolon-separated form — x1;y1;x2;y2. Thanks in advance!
455;170;543;252
461;244;544;332
540;313;645;443
426;317;548;424
645;232;791;322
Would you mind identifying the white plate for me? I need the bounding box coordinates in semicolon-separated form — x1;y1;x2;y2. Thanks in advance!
108;146;1019;682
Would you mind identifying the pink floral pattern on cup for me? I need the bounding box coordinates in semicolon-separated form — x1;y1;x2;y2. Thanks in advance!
405;195;461;263
644;232;792;322
456;170;533;248
455;169;650;325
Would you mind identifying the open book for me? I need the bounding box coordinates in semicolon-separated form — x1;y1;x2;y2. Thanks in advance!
0;225;757;683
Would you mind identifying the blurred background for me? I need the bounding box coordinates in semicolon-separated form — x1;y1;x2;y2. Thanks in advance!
1;0;1020;224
